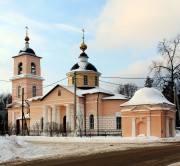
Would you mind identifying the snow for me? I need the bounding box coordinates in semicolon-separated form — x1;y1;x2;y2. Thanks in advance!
80;86;114;95
27;96;43;101
0;133;180;164
121;87;174;106
103;93;128;100
74;61;88;71
61;85;115;97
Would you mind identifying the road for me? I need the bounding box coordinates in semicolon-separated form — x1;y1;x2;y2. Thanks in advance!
10;142;180;166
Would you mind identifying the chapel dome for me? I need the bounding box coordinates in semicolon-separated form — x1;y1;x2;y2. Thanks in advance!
70;49;98;72
121;87;174;106
70;62;98;72
19;47;36;55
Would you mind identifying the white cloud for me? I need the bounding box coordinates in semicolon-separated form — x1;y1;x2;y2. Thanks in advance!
101;58;154;92
90;0;180;52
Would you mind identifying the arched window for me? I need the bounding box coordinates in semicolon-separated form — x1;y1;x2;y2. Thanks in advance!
31;63;36;74
84;75;88;85
32;86;36;97
89;114;94;129
58;89;61;96
41;117;44;130
18;63;23;75
95;76;98;86
116;117;121;130
18;86;21;98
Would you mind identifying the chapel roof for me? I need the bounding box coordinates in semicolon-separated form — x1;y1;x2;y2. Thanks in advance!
121;87;174;106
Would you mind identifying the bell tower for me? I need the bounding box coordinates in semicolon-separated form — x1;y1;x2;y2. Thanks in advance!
11;27;44;102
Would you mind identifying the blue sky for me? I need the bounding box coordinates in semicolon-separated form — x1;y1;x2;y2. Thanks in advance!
1;0;180;94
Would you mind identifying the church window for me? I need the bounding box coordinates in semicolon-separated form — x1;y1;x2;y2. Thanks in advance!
58;89;61;96
32;86;36;97
18;63;23;75
84;75;88;85
116;117;121;130
41;117;44;130
31;63;36;74
89;114;94;129
72;76;75;85
95;76;98;86
18;86;21;98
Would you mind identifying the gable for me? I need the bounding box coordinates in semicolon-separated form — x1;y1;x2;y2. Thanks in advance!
41;85;81;105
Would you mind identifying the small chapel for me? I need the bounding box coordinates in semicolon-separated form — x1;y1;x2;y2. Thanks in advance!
8;29;176;138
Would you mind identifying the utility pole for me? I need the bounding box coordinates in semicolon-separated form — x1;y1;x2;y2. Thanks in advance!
174;85;180;126
97;93;99;136
74;72;77;134
22;88;24;136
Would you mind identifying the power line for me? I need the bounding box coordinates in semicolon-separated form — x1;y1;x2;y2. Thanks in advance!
12;77;68;100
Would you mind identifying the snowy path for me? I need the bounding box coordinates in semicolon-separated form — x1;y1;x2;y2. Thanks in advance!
0;134;180;165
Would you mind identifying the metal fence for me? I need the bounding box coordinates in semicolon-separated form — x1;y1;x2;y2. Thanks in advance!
4;129;122;137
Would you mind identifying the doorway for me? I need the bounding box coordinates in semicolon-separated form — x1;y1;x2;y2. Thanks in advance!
16;119;20;135
63;116;66;133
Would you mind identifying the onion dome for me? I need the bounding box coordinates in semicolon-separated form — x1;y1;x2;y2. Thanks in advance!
71;62;98;72
70;29;98;72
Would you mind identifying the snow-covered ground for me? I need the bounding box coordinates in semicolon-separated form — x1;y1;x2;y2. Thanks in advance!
0;131;180;165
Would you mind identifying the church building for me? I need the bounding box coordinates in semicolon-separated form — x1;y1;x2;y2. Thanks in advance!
8;29;128;136
8;29;176;138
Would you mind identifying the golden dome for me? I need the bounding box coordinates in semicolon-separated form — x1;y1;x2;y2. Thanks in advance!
80;42;87;52
25;35;30;42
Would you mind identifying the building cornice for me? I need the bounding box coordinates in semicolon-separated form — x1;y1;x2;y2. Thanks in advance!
66;70;101;76
10;74;44;81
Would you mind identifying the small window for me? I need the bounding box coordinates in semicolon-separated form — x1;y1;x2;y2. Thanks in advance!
18;86;21;98
31;63;36;74
95;76;98;86
58;89;61;96
116;117;121;130
84;75;88;85
89;114;94;129
72;76;75;85
32;86;36;97
41;117;44;130
18;63;23;75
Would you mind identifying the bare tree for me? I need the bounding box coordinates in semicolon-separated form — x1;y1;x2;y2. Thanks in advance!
116;83;137;98
150;34;180;102
150;34;180;126
0;93;12;108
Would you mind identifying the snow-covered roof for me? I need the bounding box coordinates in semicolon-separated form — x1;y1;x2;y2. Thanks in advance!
102;93;128;100
7;101;29;108
27;96;43;102
80;87;114;95
60;85;114;97
121;87;174;106
60;85;84;97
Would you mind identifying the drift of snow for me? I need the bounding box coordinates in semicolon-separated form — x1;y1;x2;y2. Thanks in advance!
121;87;174;106
0;132;180;164
0;135;46;163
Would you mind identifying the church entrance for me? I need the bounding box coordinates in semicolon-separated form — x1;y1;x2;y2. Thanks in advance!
63;116;66;133
16;119;20;135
